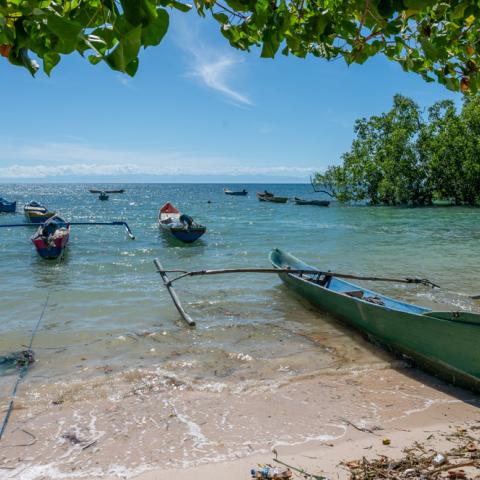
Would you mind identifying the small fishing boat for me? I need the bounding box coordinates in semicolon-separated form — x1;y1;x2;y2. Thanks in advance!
294;197;330;207
158;203;206;243
24;201;55;224
270;248;480;393
256;191;288;203
224;188;248;196
89;189;125;200
31;215;70;259
0;197;16;213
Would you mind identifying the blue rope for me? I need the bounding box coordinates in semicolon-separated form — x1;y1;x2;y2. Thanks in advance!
0;294;50;441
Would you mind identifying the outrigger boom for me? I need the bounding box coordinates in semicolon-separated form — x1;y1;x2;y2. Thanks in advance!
153;259;449;328
0;221;135;239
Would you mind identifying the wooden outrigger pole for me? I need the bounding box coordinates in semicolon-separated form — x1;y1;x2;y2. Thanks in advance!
0;221;135;239
153;259;196;327
153;260;447;327
157;267;440;289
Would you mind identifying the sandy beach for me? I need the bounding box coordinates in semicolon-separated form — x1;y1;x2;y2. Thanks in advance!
2;349;480;479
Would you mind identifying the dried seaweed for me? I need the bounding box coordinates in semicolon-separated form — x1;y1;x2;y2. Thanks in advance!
342;426;480;479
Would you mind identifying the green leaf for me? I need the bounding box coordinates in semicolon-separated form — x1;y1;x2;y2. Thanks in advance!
105;25;142;72
170;1;192;12
261;30;280;58
403;0;435;10
141;9;169;47
43;52;60;75
420;39;438;61
125;58;139;76
46;14;82;53
213;12;229;24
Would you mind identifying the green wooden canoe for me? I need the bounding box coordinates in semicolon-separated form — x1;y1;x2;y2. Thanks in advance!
270;248;480;393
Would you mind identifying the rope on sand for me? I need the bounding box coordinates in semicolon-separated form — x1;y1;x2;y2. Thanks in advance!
0;293;50;441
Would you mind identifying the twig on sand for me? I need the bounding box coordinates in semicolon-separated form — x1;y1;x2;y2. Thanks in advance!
82;439;98;450
2;428;37;447
337;417;383;435
274;458;328;480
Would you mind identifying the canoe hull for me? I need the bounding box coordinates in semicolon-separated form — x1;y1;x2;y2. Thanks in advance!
270;248;480;393
161;225;206;243
257;193;288;203
25;211;55;223
224;190;248;196
294;197;330;207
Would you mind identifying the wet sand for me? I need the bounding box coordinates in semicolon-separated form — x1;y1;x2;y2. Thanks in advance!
1;352;479;479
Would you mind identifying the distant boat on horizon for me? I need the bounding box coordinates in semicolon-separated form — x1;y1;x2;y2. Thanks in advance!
224;188;248;196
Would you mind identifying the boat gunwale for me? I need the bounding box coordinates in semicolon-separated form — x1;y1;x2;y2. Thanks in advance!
270;250;430;316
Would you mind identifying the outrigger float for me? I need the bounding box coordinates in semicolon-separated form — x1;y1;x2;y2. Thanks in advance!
0;219;135;259
154;250;480;393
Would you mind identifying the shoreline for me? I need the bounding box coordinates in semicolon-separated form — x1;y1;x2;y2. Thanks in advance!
2;357;479;480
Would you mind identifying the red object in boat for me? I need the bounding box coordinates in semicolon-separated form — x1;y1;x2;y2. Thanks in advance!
160;202;180;215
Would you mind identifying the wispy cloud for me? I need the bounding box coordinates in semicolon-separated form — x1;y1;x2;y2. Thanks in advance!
173;18;252;106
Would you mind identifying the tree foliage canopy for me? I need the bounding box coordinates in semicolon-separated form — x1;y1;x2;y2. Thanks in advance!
1;1;480;93
315;94;480;206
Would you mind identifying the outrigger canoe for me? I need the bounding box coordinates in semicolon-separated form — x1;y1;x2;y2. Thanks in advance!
224;188;248;196
294;197;330;207
257;191;288;203
158;202;206;243
24;201;55;224
270;248;480;393
31;215;70;259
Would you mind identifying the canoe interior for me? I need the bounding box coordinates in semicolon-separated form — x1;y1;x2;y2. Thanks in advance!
270;249;429;315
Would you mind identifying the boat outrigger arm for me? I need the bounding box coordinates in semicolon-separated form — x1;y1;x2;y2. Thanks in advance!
153;259;462;328
0;221;135;239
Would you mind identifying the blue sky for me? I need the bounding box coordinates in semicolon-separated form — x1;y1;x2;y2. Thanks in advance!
0;10;460;183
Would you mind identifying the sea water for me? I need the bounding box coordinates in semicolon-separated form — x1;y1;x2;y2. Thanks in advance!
1;183;479;397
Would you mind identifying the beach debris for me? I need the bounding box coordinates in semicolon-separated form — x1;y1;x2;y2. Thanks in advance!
447;470;467;479
273;458;329;480
383;438;391;445
432;453;446;466
0;350;35;374
342;429;480;479
251;466;292;479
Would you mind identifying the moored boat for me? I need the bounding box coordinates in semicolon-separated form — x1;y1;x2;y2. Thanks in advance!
294;197;330;207
256;191;288;203
31;215;70;259
158;202;206;243
224;188;248;196
24;201;55;223
270;248;480;393
0;198;16;213
89;189;125;200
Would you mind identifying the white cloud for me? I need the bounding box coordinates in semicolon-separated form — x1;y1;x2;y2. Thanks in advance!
0;141;315;179
0;163;314;179
173;18;252;106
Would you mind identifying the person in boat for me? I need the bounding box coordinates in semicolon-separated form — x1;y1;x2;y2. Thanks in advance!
179;214;194;229
41;219;58;239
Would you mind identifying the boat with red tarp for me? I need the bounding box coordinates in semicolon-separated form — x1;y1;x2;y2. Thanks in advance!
158;203;206;243
31;215;70;259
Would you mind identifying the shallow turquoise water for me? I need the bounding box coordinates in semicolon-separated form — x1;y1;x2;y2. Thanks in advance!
1;183;479;393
